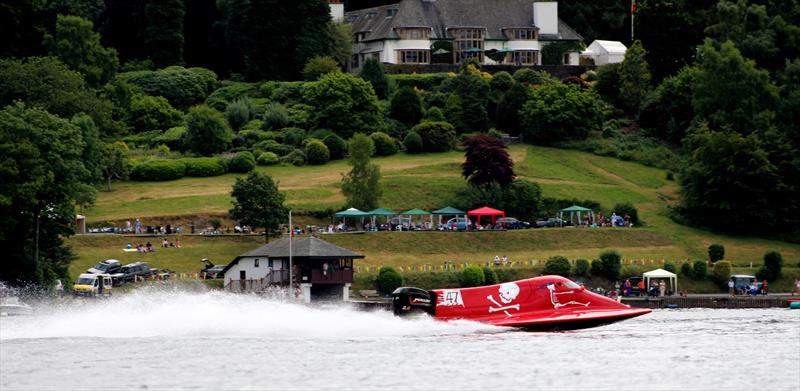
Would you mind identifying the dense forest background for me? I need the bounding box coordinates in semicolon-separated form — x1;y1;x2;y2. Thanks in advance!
1;0;798;287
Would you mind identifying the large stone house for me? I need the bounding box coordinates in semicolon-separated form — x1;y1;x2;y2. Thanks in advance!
343;0;584;71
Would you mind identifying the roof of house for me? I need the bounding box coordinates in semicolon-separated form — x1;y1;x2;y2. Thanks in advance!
222;236;364;275
347;0;583;42
239;236;365;259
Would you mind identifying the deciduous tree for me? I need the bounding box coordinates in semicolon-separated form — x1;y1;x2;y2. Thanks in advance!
341;133;381;211
44;14;119;87
183;105;233;155
230;172;287;242
461;135;515;188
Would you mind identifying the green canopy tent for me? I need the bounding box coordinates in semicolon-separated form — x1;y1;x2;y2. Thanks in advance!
366;207;397;231
432;206;467;228
334;208;369;231
400;208;433;231
558;205;594;227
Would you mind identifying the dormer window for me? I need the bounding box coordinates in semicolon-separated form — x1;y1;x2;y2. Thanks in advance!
396;28;430;40
366;11;377;19
504;28;538;40
386;8;397;17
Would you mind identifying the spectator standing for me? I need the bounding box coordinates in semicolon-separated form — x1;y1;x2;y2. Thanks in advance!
761;280;768;296
659;280;666;297
728;279;735;296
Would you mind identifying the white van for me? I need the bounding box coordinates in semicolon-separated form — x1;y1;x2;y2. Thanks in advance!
73;273;113;297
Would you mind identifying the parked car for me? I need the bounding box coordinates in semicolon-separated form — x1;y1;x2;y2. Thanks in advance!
200;259;225;279
535;218;567;228
445;217;469;230
73;273;113;297
112;262;151;285
496;217;531;229
87;259;121;275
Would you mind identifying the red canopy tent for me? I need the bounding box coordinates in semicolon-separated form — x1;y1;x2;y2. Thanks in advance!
467;206;506;225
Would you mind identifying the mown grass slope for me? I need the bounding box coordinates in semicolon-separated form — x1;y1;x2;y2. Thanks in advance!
72;145;799;281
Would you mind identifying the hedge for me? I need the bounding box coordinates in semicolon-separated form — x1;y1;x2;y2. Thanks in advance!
180;157;226;177
152;126;186;150
387;73;450;92
131;159;186;181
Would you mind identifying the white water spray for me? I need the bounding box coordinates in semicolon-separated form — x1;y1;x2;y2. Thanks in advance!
0;285;504;340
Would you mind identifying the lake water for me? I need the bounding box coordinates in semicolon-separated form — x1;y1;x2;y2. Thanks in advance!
2;287;799;391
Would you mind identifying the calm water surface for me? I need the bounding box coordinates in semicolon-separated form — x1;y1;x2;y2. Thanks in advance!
1;288;798;391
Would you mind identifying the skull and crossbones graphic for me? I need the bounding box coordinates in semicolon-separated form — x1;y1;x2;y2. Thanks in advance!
486;282;521;316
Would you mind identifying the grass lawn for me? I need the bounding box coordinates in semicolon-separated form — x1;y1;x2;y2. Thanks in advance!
78;144;799;280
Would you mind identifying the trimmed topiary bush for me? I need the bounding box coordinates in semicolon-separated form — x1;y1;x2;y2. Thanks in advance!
482;267;498;286
281;127;306;146
574;259;590;277
181;157;226;177
403;131;423;153
599;250;622;281
692;260;707;280
711;261;731;286
304;139;330;165
281;149;306;166
228;151;256;173
680;262;692;277
257;152;279;166
411;121;456;152
756;251;783;282
543;256;572;277
323;134;347;160
460;265;485;287
370;132;398;156
253;140;295;156
590;259;603;276
708;244;725;263
131;159;186;181
663;262;677;274
377;266;403;295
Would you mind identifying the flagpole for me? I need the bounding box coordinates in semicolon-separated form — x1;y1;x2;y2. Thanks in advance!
289;210;293;293
631;0;635;43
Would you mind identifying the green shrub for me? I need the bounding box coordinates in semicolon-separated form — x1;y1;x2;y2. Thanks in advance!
403;131;423;153
543;256;571;277
423;107;447;122
126;93;183;133
519;82;603;145
599;250;622;281
180;157;226;177
130;159;186;181
304;139;330;165
281;127;306;146
613;202;640;226
323;134;347;160
590;259;603;276
241;119;264;132
204;81;260;111
386;73;449;92
225;97;255;131
389;86;424;126
708;244;725;263
370;132;398;156
489;71;514;92
116;66;217;109
262;102;290;130
253;140;294;156
183;105;232;156
152;126;186;150
482;267;498;285
513;68;555;85
692;260;707;280
680;262;692;276
460;265;485;287
663;262;677;274
757;251;783;282
711;261;731;285
302;56;339;81
257;152;279;166
228;151;256;173
411;121;456;152
281;149;306;166
309;128;334;140
377;266;403;295
574;259;590;277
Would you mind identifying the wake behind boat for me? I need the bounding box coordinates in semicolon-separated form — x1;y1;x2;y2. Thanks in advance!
391;275;651;330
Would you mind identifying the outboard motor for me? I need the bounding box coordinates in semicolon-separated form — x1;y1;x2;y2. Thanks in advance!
391;287;436;316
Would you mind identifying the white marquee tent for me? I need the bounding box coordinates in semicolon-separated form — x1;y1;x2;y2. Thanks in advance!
643;268;677;294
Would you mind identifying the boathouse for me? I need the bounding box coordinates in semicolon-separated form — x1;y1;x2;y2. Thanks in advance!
221;236;364;303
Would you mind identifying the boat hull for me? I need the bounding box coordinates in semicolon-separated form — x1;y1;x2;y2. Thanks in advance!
394;275;651;330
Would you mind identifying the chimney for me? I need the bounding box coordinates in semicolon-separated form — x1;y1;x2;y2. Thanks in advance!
329;0;344;23
533;2;558;36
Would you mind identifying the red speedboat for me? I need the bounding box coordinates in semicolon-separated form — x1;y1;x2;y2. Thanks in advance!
391;275;651;330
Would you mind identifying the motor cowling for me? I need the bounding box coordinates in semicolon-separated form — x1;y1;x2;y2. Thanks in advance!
391;287;435;316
